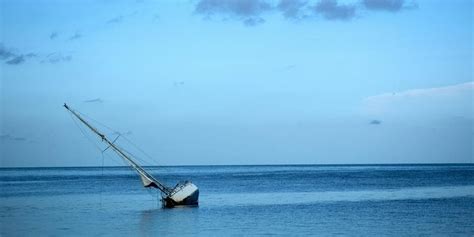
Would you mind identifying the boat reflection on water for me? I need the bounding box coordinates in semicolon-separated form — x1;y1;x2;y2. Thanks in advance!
139;206;200;235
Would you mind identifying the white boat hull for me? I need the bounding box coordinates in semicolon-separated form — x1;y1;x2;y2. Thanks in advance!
162;182;199;208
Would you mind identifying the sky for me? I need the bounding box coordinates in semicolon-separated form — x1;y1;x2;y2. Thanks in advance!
0;0;473;167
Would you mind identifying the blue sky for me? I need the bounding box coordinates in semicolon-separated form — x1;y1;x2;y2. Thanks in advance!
1;0;472;167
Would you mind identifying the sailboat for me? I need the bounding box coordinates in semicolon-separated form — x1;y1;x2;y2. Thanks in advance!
64;103;199;208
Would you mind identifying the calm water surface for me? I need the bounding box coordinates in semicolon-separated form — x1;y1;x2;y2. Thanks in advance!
1;165;473;236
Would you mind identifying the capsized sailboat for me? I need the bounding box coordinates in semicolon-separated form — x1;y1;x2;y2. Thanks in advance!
64;103;199;208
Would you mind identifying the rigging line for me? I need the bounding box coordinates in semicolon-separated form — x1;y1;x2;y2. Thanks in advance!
76;109;164;168
106;146;145;179
120;142;168;175
69;107;171;190
117;158;136;183
73;108;164;169
100;151;105;208
119;135;163;166
97;140;132;167
71;111;140;168
103;135;121;153
110;144;144;175
131;156;153;168
70;113;124;167
69;113;103;152
126;152;153;167
97;131;156;167
76;110;118;134
102;143;141;168
70;113;111;206
119;157;150;189
102;151;129;168
117;148;162;180
145;185;158;200
158;189;162;207
117;144;155;167
111;147;170;195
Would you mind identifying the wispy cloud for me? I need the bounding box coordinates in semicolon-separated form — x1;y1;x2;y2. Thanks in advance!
369;119;382;125
112;131;133;136
84;98;103;103
5;55;26;65
68;32;82;41
195;0;272;26
313;0;356;21
0;44;37;65
362;0;417;12
50;32;59;40
195;0;272;17
105;10;139;25
363;82;474;119
194;0;417;25
42;53;72;64
277;0;308;19
365;82;474;103
1;43;72;65
0;134;28;142
106;15;124;24
0;44;15;60
173;81;185;87
243;17;266;26
283;64;296;70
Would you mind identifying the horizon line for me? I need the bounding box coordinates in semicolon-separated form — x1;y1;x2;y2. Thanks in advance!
1;162;473;169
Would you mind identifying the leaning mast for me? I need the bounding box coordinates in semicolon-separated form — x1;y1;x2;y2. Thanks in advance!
63;103;171;195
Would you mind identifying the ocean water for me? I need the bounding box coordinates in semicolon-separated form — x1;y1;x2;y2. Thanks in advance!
1;164;473;236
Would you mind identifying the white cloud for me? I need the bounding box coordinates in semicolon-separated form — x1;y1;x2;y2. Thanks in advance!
362;82;473;119
365;82;473;102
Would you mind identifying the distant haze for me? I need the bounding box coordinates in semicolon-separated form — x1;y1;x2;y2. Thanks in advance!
1;0;473;167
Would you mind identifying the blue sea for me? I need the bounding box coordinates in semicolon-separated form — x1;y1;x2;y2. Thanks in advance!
1;164;473;236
